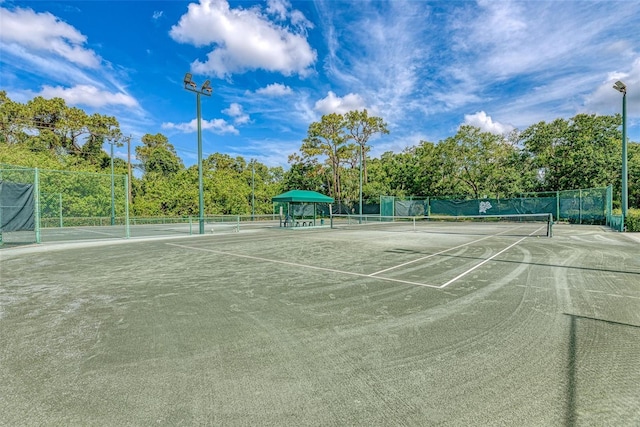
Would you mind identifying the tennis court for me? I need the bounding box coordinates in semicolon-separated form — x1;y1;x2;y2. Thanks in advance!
1;222;639;425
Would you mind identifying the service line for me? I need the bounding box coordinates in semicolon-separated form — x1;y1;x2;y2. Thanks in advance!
369;233;505;276
167;226;541;290
437;226;545;288
166;242;443;288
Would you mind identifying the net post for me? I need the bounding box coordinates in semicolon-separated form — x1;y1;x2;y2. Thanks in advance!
189;216;193;235
236;215;240;232
548;213;553;238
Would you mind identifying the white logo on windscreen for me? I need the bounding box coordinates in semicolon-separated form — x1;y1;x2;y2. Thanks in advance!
479;201;492;214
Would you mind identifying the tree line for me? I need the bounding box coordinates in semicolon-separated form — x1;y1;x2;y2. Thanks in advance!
1;91;638;218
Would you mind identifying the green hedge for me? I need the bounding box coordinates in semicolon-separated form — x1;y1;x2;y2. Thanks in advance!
626;209;640;232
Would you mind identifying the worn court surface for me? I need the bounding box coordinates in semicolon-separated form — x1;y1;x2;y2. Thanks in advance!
1;224;639;426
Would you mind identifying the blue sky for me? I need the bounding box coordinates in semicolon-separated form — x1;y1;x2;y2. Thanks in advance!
1;0;639;169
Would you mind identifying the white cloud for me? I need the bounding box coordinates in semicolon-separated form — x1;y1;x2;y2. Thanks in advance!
152;11;164;20
266;0;288;21
169;0;316;78
314;91;366;115
162;118;238;134
315;1;435;125
255;83;293;96
463;111;514;135
0;6;101;68
39;85;139;108
453;1;637;79
583;58;640;117
222;102;250;125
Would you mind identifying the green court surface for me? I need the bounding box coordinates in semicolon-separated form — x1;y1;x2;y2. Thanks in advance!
1;224;639;425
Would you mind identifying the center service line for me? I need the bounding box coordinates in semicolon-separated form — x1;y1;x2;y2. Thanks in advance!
166;242;442;289
437;226;544;288
369;233;503;276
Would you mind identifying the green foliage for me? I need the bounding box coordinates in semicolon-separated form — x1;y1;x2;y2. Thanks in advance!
136;133;183;176
301;113;351;201
284;153;327;193
344;109;389;185
2;91;639;224
628;142;640;209
519;114;621;192
625;209;640;232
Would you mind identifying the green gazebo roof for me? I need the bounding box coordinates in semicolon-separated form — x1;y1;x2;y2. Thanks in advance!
271;190;334;203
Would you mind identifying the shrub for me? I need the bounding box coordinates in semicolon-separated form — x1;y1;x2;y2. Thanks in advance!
625;208;640;232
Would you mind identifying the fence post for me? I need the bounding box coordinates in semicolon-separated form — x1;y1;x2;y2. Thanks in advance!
124;174;130;239
59;193;63;228
579;189;583;225
35;167;41;244
330;204;333;229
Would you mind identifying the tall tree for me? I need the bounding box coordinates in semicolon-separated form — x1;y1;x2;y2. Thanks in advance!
136;133;183;176
0;91;28;145
344;109;389;185
300;113;349;201
519;114;621;192
438;125;521;199
284;153;326;192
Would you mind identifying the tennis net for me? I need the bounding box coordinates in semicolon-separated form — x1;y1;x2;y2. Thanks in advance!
330;213;553;237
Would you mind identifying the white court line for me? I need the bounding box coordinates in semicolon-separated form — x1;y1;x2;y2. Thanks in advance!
438;235;529;288
370;233;502;276
67;227;119;236
370;223;538;277
437;226;545;288
166;243;443;288
168;226;541;290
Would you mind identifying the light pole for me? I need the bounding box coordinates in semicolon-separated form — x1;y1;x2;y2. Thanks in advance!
183;73;212;234
613;80;628;221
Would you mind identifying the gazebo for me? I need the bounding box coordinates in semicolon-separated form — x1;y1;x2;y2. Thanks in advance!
271;190;334;227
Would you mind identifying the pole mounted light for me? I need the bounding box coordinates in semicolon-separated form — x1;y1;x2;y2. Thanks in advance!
612;80;627;223
183;72;212;234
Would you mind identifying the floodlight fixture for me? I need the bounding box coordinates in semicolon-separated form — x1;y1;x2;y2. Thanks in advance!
202;80;213;94
613;80;627;94
184;72;197;89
